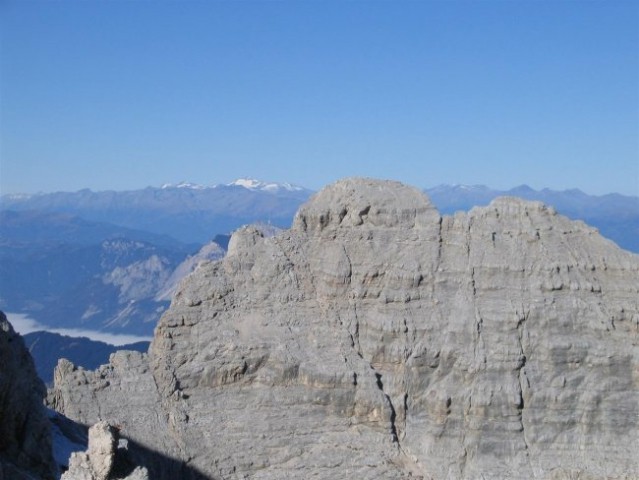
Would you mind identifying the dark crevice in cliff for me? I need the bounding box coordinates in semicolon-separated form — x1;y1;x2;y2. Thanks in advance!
374;373;400;445
351;304;363;358
470;267;477;296
461;219;474;480
342;244;353;283
516;366;530;456
515;309;531;455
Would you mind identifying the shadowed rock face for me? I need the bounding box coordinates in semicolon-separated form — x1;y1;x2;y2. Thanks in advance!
50;178;639;479
0;312;57;480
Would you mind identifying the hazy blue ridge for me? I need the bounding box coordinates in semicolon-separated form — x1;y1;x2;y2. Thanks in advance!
0;210;197;335
3;182;637;250
0;183;313;244
0;209;198;254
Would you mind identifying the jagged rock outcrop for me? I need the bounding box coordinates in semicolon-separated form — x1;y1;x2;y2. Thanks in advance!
50;179;639;479
61;421;148;480
0;311;57;479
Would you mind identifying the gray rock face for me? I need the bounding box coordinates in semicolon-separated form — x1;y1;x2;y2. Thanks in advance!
0;311;57;480
50;178;639;479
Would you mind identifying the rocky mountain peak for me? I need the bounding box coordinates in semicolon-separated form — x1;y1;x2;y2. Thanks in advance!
50;179;639;479
293;177;440;232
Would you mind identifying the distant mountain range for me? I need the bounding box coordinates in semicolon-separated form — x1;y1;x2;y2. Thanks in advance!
3;179;635;248
1;179;636;339
1;178;312;244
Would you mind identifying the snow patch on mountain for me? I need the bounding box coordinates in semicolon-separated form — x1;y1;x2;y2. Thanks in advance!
160;181;207;190
157;178;308;193
227;178;306;192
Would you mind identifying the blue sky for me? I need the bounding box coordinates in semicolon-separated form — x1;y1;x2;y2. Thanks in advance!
1;1;637;195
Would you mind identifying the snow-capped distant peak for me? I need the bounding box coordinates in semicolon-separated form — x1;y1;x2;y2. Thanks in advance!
157;178;307;193
161;181;206;190
227;178;306;193
229;178;264;189
449;184;487;191
1;193;34;200
427;184;488;194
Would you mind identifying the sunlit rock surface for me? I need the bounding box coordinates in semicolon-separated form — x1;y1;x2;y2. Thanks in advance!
50;179;639;479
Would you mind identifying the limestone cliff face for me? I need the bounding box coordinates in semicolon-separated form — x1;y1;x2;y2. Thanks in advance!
0;311;57;480
50;179;639;479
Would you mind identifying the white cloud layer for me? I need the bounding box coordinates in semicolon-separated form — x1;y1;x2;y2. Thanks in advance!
5;312;152;346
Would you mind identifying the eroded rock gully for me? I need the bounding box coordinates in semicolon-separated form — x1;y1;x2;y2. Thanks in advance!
49;179;639;479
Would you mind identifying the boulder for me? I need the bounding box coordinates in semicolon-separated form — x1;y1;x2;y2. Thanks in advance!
62;421;148;480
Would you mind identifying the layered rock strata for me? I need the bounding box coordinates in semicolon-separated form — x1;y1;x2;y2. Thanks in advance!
0;311;57;480
50;179;639;479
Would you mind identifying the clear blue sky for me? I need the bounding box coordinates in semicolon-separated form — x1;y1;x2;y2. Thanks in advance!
1;1;638;195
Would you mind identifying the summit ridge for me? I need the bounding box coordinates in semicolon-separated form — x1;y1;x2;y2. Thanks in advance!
49;178;639;479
